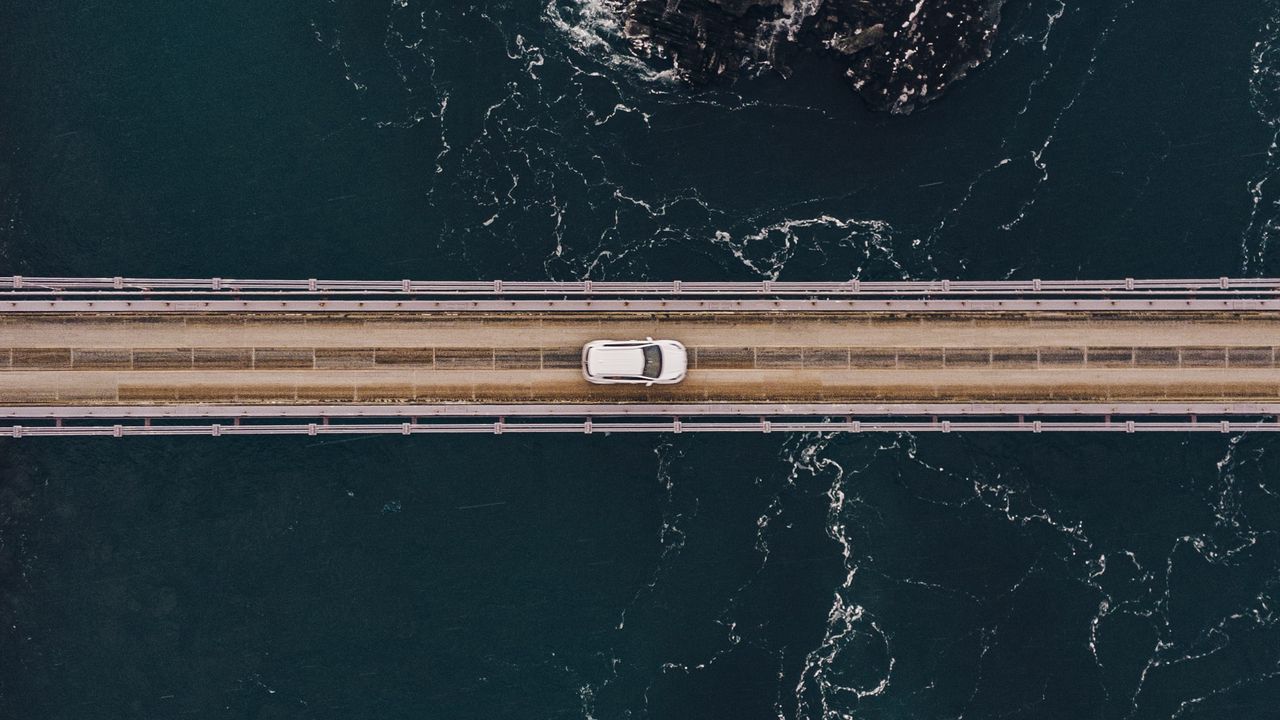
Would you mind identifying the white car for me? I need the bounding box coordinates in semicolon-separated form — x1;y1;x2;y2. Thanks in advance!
582;338;688;385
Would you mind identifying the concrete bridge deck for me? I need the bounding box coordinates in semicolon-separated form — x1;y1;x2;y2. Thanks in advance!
1;310;1279;406
2;276;1280;435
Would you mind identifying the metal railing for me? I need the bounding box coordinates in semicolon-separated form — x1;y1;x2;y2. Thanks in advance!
1;417;1277;438
3;402;1280;419
1;276;1278;297
1;404;1278;438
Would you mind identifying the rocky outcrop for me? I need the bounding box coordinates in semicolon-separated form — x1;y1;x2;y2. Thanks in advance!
621;0;1006;113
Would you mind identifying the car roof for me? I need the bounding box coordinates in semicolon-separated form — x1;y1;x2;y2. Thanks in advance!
587;345;645;376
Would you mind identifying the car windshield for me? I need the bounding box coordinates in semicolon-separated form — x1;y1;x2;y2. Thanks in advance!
642;345;662;378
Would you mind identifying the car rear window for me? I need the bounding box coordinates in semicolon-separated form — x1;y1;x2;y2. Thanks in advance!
642;345;662;378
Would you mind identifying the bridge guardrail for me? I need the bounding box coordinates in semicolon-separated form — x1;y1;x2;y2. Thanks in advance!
1;417;1276;438
1;276;1279;297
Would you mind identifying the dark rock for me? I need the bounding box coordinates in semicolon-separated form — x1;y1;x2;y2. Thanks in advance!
621;0;1006;113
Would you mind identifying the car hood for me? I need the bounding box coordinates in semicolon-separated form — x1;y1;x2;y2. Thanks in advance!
657;342;688;380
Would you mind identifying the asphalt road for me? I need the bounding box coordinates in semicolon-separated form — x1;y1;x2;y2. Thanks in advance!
0;311;1278;404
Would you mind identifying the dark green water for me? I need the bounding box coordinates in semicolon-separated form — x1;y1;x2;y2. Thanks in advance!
4;1;1280;717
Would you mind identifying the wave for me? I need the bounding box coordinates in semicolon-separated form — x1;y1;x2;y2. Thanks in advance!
1242;9;1280;274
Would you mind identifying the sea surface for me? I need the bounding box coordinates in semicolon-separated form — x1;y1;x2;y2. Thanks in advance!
3;1;1280;718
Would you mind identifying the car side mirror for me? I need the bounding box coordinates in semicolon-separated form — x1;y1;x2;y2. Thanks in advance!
646;336;653;341
646;381;654;387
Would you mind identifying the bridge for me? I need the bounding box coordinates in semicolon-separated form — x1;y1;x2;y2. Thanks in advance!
2;275;1280;437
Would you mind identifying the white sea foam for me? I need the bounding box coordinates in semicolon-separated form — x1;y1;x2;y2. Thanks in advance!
712;215;912;281
1242;11;1280;273
542;0;680;83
